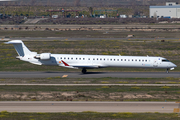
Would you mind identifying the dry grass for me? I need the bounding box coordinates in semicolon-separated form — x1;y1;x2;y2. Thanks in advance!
0;85;180;101
0;111;178;120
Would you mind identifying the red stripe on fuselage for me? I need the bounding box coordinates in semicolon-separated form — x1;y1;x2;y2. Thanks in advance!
61;60;69;66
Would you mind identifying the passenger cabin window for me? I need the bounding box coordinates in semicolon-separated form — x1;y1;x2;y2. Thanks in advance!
121;59;123;61
117;59;119;61
64;57;66;59
125;59;126;61
76;58;78;60
104;58;105;60
88;58;90;60
132;59;133;61
60;57;62;59
79;58;81;60
71;58;73;60
162;59;170;62
83;58;85;60
114;59;115;61
68;58;69;60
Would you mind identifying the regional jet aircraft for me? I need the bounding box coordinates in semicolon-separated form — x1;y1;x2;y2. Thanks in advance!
5;40;177;74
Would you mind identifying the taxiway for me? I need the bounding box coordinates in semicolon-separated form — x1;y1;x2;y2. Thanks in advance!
0;71;179;78
0;101;178;113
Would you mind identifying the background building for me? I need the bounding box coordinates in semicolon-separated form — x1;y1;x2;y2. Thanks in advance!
150;2;180;18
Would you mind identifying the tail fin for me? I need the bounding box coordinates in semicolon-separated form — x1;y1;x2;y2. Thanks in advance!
5;40;32;56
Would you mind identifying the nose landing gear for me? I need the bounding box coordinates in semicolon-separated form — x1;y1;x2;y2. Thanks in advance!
166;68;169;74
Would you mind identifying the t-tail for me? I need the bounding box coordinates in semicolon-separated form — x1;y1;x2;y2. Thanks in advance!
5;40;34;57
5;40;44;65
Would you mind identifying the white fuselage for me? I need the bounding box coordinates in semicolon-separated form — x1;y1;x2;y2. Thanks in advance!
20;54;177;69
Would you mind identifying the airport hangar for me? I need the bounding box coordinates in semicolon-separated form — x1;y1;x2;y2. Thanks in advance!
150;2;180;18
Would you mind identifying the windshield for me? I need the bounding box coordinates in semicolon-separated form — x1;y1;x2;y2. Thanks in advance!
162;59;170;62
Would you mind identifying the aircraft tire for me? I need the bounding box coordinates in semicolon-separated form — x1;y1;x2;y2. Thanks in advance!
82;69;87;74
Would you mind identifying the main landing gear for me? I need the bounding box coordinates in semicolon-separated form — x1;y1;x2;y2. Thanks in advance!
166;68;169;74
82;68;87;74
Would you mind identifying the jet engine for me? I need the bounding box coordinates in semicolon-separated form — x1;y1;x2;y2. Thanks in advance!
34;53;51;60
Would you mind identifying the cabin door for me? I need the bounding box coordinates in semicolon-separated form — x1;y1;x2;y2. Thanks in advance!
153;59;158;68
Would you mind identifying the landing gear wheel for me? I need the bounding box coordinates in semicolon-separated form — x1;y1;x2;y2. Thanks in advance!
166;68;169;74
82;69;87;74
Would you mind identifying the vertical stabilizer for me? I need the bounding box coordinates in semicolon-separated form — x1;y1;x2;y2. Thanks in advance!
5;40;32;56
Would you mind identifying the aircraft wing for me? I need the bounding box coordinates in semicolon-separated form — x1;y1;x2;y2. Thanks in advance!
60;60;104;69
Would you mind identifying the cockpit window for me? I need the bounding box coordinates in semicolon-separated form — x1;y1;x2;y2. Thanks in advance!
162;59;170;62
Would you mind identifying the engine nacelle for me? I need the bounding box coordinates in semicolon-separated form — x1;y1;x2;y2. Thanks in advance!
34;53;51;60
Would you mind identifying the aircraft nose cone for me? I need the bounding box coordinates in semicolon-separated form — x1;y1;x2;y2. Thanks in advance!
172;63;177;68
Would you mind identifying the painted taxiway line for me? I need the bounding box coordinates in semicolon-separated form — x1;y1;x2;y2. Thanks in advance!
0;84;180;86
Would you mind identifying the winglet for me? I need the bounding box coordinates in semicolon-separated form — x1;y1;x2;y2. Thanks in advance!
61;60;69;66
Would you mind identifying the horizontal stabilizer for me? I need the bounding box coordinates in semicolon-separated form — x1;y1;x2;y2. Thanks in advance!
4;40;23;44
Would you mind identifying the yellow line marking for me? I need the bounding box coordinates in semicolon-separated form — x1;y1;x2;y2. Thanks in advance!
62;75;68;78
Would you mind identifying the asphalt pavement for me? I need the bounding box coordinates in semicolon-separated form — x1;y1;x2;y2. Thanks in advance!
0;101;178;113
0;71;179;78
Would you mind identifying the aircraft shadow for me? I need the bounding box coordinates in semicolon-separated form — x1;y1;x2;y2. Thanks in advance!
44;71;107;74
44;71;70;73
80;72;107;75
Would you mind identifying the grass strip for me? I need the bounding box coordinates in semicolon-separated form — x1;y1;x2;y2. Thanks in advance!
0;111;179;120
0;85;180;92
0;77;180;84
0;30;180;38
